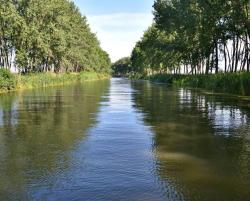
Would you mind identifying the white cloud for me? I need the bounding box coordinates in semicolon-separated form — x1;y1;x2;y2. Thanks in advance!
88;13;153;62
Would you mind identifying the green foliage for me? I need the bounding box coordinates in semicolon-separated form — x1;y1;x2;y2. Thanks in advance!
131;0;250;76
148;73;250;96
112;57;132;76
0;69;16;90
0;0;111;73
0;70;109;92
127;0;250;96
131;26;181;75
17;72;109;89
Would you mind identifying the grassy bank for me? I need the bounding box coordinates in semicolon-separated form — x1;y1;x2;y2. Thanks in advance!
0;69;110;93
142;72;250;96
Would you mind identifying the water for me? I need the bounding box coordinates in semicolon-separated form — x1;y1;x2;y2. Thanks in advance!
0;78;249;201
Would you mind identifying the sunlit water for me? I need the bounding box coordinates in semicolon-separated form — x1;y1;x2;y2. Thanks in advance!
0;78;250;201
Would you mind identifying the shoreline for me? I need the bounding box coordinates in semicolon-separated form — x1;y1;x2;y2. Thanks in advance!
0;72;110;94
130;73;250;100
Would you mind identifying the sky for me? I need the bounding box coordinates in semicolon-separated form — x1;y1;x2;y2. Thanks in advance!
73;0;154;62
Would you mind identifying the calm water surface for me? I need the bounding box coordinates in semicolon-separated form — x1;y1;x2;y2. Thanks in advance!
0;78;250;201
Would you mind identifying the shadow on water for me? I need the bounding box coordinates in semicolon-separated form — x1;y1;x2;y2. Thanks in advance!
0;80;110;201
131;80;250;201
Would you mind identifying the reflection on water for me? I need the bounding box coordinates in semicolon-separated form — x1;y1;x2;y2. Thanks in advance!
132;81;250;201
0;78;250;201
0;81;109;201
179;89;249;135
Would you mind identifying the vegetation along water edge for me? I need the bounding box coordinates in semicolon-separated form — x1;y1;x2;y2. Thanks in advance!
109;0;250;98
0;69;110;93
144;73;250;96
111;58;250;97
0;0;111;93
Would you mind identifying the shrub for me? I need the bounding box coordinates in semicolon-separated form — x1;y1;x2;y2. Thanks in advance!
145;72;250;96
0;68;16;90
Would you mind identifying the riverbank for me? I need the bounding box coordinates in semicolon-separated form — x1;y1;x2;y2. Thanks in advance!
133;72;250;96
0;69;110;93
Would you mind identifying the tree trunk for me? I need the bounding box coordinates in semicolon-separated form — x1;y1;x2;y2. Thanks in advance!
215;41;219;74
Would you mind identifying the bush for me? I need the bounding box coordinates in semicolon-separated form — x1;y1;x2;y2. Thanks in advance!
0;68;16;90
145;72;250;96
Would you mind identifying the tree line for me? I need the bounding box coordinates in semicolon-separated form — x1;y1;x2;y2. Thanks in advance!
111;57;131;76
131;0;250;75
0;0;111;73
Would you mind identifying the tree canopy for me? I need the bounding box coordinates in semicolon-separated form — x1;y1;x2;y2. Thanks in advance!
0;0;111;73
111;57;132;76
131;0;250;75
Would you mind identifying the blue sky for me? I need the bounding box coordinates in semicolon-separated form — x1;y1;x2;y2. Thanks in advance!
74;0;153;15
73;0;154;62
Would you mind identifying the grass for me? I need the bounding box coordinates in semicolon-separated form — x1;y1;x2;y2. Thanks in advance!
143;72;250;96
0;69;110;93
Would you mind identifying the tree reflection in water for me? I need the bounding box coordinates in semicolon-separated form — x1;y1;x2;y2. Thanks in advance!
0;81;109;201
132;81;250;201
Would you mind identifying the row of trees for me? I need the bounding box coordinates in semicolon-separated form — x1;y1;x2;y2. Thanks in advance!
0;0;111;73
131;0;250;75
111;57;131;76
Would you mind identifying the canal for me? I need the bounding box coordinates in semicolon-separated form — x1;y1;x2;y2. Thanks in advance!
0;78;250;201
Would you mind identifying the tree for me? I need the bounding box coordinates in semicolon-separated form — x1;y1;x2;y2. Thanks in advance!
112;57;131;76
130;0;250;76
0;0;111;73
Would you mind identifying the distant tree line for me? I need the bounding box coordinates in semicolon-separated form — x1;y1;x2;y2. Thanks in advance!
131;0;250;75
111;57;131;76
0;0;111;73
